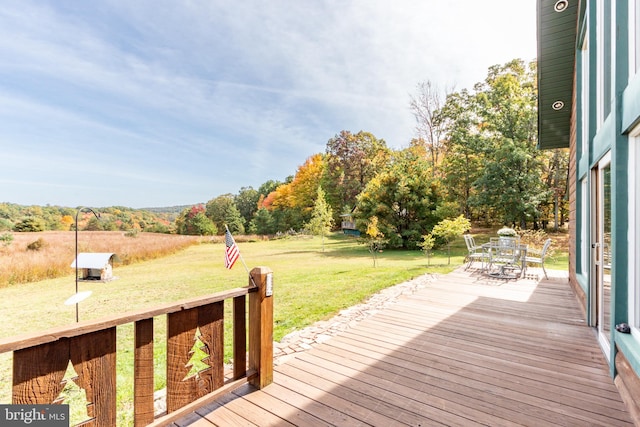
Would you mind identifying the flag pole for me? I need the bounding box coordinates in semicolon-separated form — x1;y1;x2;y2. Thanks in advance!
225;224;258;288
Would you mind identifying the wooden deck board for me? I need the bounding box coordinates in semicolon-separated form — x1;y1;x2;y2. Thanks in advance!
175;269;634;426
342;322;617;405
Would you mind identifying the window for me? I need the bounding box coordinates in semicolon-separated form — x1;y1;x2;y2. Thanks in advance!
597;1;613;124
580;178;588;275
630;125;640;338
633;0;640;76
581;35;589;157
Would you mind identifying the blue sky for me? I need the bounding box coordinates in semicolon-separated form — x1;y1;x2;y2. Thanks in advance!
0;0;536;209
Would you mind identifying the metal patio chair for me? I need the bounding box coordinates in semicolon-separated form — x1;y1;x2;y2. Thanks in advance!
486;237;523;278
524;238;552;279
464;234;488;270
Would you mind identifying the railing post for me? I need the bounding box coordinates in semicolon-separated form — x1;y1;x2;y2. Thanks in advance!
134;318;155;427
248;266;273;389
233;295;247;380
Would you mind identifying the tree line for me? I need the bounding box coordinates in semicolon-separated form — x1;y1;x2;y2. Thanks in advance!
2;59;568;251
0;204;175;234
179;59;568;249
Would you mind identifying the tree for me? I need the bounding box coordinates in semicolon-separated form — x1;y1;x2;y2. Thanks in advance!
305;186;334;251
356;149;438;249
235;186;260;229
261;182;303;232
257;180;282;199
324;130;390;223
437;59;548;228
60;215;75;230
431;215;471;264
472;138;549;228
439;89;486;219
419;233;436;266
206;194;244;234
289;154;326;215
471;59;544;228
409;80;448;178
260;154;325;232
84;216;102;231
176;205;217;235
0;218;12;231
250;207;275;235
542;148;570;230
363;216;386;267
13;217;46;232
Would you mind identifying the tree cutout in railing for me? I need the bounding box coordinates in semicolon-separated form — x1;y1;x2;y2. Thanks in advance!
167;303;224;411
183;326;212;385
56;361;91;426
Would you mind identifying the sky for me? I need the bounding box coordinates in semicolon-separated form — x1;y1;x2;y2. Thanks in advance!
0;0;537;209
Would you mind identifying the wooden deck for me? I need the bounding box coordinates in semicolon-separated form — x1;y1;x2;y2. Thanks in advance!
172;268;633;426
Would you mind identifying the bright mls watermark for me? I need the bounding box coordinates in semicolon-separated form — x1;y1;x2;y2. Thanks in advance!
0;405;69;426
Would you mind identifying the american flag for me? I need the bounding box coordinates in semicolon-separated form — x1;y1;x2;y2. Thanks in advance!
224;228;240;269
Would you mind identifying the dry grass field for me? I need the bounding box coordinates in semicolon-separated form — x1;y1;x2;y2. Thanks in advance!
0;231;205;287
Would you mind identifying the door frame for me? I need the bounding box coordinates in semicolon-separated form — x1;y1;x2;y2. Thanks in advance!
591;151;612;360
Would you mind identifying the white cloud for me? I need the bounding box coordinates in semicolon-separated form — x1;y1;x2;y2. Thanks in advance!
0;0;536;207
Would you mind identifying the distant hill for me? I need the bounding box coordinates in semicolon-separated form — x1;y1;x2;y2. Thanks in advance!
141;204;202;214
0;202;202;233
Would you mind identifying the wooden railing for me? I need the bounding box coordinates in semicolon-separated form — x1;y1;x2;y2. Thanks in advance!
0;266;274;426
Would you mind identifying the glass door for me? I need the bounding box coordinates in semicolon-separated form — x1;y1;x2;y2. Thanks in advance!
592;153;612;359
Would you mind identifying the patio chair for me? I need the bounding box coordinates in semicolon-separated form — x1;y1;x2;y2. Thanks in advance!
524;238;552;279
487;237;521;277
464;234;488;270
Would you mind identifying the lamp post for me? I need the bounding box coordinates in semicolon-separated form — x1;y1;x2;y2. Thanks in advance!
74;207;100;322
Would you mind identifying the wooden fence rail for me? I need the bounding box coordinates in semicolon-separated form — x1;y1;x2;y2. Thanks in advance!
0;266;274;427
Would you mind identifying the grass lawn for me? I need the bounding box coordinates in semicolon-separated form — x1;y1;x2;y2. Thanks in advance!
0;230;568;424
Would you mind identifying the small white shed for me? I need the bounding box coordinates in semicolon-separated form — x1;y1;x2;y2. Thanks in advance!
71;252;118;282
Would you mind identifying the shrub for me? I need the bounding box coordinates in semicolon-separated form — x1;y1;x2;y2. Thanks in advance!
0;232;13;247
14;217;46;232
419;234;436;265
431;216;471;264
26;238;46;251
124;229;139;238
0;219;13;231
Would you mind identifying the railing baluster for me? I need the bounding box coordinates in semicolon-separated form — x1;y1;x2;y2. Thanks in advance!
197;301;224;396
69;328;117;426
12;340;68;404
166;307;198;412
233;294;247;380
134;318;155;426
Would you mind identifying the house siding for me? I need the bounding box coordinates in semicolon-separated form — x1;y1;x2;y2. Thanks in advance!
540;1;640;422
568;66;587;316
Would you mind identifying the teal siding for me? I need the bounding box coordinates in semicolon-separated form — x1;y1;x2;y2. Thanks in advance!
571;0;636;374
622;74;640;132
611;0;632;370
591;116;615;165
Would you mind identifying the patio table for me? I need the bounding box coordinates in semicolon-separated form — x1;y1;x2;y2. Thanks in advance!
482;240;528;279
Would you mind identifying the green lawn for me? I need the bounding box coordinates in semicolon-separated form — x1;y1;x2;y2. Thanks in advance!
0;231;567;425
